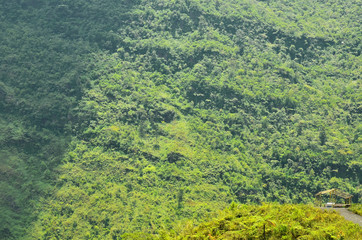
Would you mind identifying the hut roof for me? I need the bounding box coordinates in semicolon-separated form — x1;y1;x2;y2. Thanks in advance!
315;188;353;199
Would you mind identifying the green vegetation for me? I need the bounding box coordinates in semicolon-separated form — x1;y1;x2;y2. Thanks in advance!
350;204;362;216
174;203;362;239
0;0;361;239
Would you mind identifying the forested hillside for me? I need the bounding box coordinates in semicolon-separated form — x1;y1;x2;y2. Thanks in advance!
0;0;361;239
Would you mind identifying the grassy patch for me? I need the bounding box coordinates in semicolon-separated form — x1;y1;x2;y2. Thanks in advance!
350;204;362;216
173;203;362;240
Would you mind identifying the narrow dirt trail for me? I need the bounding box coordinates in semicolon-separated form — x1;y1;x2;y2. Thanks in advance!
320;207;362;227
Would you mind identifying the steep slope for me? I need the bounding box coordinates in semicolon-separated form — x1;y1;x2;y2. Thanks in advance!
0;1;129;238
0;0;360;239
31;0;361;239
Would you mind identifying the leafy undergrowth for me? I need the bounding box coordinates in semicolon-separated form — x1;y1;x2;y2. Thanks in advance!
173;203;361;240
350;204;362;216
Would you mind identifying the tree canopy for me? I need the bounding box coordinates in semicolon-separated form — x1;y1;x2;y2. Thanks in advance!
0;0;360;239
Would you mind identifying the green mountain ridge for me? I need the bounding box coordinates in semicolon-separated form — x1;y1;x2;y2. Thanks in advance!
0;0;361;239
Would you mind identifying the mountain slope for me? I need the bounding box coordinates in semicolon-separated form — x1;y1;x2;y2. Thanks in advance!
0;0;360;239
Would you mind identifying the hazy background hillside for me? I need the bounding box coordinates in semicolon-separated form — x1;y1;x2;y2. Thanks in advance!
0;0;360;239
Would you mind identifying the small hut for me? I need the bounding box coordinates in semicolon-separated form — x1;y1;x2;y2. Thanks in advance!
315;189;353;208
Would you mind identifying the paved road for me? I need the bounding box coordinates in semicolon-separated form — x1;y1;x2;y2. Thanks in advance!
320;207;362;227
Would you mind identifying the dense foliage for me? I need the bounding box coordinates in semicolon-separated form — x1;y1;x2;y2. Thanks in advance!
174;203;362;239
0;0;361;239
350;204;362;216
